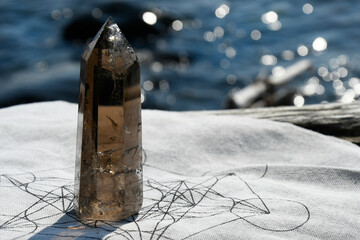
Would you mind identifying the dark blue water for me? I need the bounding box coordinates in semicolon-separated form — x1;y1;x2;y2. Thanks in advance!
0;0;359;110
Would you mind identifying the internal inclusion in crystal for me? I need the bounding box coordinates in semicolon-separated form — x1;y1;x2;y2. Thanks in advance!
74;17;142;221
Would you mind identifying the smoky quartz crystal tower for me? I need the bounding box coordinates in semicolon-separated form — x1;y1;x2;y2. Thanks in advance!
74;17;142;221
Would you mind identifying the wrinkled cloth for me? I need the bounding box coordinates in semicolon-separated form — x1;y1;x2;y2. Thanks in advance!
0;101;359;240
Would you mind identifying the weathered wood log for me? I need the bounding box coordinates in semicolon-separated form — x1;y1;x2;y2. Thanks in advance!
188;102;360;145
226;60;313;109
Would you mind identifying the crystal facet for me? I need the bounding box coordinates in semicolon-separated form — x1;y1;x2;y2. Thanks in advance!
74;17;142;221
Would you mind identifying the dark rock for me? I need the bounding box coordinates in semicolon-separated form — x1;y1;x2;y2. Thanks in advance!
63;2;175;45
63;16;103;43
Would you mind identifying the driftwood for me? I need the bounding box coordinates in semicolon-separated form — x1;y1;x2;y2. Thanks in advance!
226;60;313;108
188;102;360;145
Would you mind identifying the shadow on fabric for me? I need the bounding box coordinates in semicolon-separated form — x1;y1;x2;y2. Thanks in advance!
28;210;139;239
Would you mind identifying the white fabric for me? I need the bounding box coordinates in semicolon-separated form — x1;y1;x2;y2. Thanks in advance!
0;101;359;239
